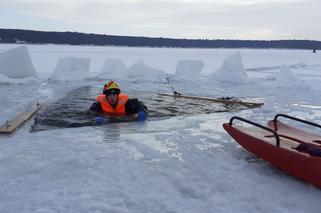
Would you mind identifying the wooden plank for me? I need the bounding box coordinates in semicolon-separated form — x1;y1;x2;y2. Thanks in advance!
0;102;42;134
158;93;264;108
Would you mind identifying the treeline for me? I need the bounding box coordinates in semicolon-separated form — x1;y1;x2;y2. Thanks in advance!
1;28;321;50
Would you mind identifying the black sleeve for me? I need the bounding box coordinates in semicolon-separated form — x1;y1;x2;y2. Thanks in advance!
89;101;102;112
125;98;148;115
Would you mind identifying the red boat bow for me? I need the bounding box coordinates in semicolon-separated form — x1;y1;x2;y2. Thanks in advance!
223;114;321;189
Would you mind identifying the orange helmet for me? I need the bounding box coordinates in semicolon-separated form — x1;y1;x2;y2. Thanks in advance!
103;81;121;95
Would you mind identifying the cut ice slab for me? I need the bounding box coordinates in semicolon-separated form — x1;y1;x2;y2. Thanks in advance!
49;57;90;81
0;46;38;79
173;60;204;81
208;52;249;83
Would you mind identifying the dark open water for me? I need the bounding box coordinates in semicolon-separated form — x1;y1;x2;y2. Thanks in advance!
31;86;247;132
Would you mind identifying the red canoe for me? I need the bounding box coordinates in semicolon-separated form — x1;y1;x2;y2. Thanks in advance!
223;114;321;189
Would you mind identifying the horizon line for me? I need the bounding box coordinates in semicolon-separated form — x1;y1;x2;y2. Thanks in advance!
2;28;321;43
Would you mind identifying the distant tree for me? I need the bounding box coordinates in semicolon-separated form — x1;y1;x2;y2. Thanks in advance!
1;28;321;50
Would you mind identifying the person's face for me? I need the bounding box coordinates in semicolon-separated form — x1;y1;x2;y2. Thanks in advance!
106;90;118;105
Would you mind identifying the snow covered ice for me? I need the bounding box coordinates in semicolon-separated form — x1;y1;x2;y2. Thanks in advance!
1;44;321;212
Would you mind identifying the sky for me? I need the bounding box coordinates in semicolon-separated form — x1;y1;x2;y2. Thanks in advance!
0;0;320;40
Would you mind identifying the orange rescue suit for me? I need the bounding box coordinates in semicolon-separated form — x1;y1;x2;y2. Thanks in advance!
96;94;129;116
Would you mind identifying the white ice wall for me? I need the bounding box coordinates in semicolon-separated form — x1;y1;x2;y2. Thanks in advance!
49;57;90;81
208;52;249;83
0;46;37;79
173;60;204;81
127;60;167;82
98;58;127;80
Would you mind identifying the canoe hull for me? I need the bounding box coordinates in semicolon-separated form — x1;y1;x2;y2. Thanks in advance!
223;123;321;189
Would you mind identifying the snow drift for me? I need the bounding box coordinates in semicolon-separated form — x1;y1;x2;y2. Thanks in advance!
208;52;249;83
0;46;37;79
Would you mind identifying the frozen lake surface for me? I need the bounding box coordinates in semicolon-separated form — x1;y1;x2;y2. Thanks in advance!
0;44;321;212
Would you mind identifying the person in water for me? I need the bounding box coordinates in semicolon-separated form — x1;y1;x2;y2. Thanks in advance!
90;81;148;124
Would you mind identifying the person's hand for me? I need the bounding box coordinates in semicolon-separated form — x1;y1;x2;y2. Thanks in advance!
95;116;105;125
137;111;147;121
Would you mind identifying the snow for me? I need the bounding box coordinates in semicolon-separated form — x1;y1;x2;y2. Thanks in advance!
49;57;90;81
0;46;38;79
98;58;128;80
208;52;250;83
1;44;321;212
173;60;204;81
